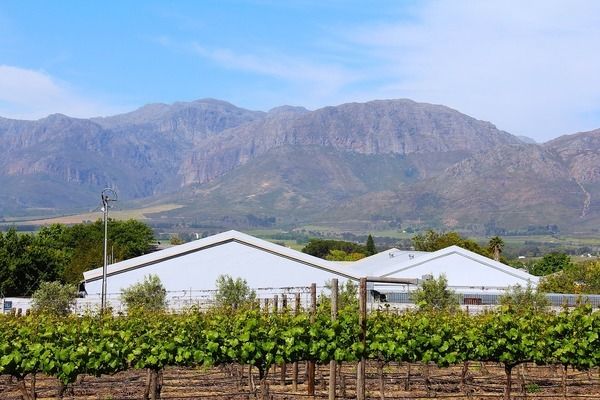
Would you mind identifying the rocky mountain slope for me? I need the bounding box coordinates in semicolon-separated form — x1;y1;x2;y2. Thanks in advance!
1;98;599;233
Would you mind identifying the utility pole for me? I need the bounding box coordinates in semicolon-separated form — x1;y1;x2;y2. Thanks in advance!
100;188;117;311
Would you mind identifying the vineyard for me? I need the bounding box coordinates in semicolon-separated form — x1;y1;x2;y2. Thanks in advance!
1;298;599;400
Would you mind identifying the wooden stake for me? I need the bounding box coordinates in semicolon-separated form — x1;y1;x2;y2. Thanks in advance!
329;278;338;400
357;278;367;400
308;283;317;396
292;292;301;391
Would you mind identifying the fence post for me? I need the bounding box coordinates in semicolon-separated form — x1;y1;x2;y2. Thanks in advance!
281;294;288;386
357;278;367;400
293;292;301;391
308;283;317;397
329;279;338;400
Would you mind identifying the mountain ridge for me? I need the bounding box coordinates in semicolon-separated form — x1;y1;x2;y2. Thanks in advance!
1;98;599;234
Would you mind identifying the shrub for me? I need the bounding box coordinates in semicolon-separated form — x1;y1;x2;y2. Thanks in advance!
411;274;459;312
121;275;167;312
499;283;550;313
214;274;256;309
31;281;78;316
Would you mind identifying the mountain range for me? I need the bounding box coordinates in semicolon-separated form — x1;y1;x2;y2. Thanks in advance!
1;98;599;234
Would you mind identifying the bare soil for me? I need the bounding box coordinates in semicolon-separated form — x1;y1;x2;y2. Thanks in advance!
1;362;599;399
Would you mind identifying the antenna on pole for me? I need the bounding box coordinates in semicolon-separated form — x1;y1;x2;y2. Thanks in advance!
100;188;118;312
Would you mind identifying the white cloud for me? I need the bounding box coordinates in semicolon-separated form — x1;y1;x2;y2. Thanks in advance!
0;65;122;120
342;0;600;141
150;34;361;107
191;43;356;92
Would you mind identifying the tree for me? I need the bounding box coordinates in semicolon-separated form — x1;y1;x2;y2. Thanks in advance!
366;234;377;256
411;274;459;312
488;236;505;261
528;252;573;276
170;234;184;245
412;229;489;257
121;275;167;312
499;284;549;313
302;238;367;259
214;274;256;309
31;281;78;316
0;228;65;296
325;250;366;261
539;260;600;294
60;219;155;284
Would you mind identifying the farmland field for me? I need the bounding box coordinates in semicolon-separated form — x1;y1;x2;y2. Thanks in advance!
1;305;598;400
1;362;599;399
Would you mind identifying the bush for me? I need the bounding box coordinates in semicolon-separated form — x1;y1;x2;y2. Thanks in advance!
214;274;256;309
411;274;459;312
499;284;550;313
121;275;167;312
31;281;78;316
320;279;358;310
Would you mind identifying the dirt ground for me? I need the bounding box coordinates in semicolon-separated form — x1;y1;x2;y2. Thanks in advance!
1;362;599;399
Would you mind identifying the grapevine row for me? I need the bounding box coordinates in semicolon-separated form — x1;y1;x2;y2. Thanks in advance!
0;305;598;397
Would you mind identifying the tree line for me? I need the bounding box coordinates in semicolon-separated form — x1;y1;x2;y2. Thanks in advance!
0;220;155;297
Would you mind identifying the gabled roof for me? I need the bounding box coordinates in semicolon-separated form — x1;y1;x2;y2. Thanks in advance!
83;230;360;283
344;248;428;276
374;245;539;287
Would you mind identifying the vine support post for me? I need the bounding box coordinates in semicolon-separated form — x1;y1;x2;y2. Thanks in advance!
329;278;338;400
292;292;301;391
280;294;288;386
307;283;317;396
357;277;367;400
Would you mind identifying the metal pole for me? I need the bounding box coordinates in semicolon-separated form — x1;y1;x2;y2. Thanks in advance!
100;188;117;312
101;195;108;311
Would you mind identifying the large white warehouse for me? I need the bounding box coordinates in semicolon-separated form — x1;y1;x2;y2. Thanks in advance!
83;230;356;301
81;230;540;309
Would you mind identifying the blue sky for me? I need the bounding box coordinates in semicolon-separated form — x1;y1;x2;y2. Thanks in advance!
1;0;599;142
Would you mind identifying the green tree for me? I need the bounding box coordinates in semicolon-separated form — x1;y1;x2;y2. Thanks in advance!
499;284;550;313
170;234;184;245
62;219;155;284
365;234;377;256
121;275;167;312
214;274;256;309
411;274;459;312
302;238;367;259
325;250;366;261
0;228;64;296
528;252;573;276
488;236;505;261
30;281;78;316
412;229;489;257
539;260;600;294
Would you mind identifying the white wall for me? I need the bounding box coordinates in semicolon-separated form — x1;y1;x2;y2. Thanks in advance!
85;241;351;296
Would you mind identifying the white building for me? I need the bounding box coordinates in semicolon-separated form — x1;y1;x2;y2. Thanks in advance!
349;245;540;306
80;231;540;310
82;230;357;310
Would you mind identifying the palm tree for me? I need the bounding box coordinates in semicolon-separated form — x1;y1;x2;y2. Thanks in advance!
488;236;505;261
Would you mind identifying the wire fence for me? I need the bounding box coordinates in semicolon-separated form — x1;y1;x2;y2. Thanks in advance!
76;285;325;314
3;284;600;315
